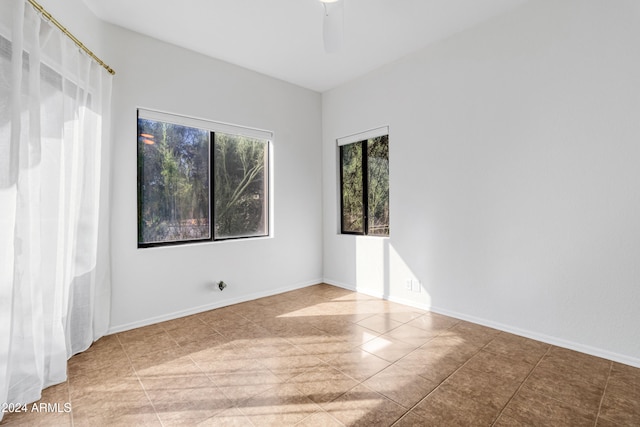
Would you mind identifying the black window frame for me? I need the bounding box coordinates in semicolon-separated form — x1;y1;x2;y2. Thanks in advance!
339;134;389;236
137;110;271;249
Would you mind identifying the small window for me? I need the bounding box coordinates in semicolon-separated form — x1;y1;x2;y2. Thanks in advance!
137;109;271;248
339;130;389;236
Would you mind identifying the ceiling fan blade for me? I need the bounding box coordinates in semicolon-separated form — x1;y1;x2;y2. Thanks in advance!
323;1;343;53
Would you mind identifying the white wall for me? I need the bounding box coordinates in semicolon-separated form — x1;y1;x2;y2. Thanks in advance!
37;0;324;332
104;27;323;331
322;0;640;367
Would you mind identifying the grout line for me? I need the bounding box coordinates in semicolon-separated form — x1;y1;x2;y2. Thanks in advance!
490;345;553;426
115;334;166;427
594;361;614;426
399;333;497;419
232;405;260;427
294;405;345;427
387;315;461;366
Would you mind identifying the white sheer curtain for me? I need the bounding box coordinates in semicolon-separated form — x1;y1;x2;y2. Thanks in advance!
0;0;112;415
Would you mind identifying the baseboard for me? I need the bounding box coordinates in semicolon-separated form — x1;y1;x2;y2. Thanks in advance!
106;278;322;335
323;278;640;369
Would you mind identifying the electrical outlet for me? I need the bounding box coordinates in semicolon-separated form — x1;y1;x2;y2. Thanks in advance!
405;279;412;290
411;280;421;293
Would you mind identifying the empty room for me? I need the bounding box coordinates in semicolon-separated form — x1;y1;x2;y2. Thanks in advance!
1;0;639;425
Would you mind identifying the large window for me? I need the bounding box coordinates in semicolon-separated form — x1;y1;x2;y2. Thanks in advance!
339;129;389;236
137;109;271;247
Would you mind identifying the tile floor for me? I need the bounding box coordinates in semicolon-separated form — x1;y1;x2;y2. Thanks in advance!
2;283;639;426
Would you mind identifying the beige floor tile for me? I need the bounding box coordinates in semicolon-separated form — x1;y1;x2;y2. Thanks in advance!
410;382;500;425
260;353;324;381
610;361;640;384
495;387;595;426
196;407;255;426
207;367;282;405
522;364;605;417
538;346;612;387
313;320;379;343
440;367;521;411
165;322;221;346
386;310;425;324
308;285;355;300
130;346;201;377
68;363;139;398
441;320;500;347
394;335;478;383
483;332;551;365
259;317;320;338
595;416;625;426
332;291;377;302
67;335;129;378
198;310;252;331
252;294;288;306
391;410;430;427
238;383;322;426
161;313;208;331
141;374;231;426
289;364;359;406
295;411;343;426
300;315;345;329
418;332;481;356
327;348;391;382
175;331;230;355
293;335;362;362
405;312;459;333
236;307;282;324
212;321;272;342
116;322;166;344
598;375;640;425
384;323;439;347
189;341;265;375
356;314;404;334
363;364;438;408
331;311;378;324
360;336;418;363
323;384;406;427
74;411;161;427
71;387;159;427
285;296;337;310
119;330;180;360
239;336;303;358
463;350;535;382
281;305;332;319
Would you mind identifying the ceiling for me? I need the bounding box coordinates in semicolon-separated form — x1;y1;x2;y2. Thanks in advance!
81;0;527;92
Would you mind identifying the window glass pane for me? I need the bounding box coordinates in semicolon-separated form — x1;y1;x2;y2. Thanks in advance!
214;133;268;239
367;135;389;236
341;142;364;234
137;119;210;245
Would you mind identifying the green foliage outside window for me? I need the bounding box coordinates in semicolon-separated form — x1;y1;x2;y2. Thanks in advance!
137;117;269;247
138;119;210;244
367;137;390;235
214;133;268;239
340;135;389;236
341;142;364;233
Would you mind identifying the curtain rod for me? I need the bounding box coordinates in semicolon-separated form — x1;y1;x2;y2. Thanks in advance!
27;0;116;75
